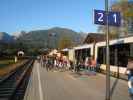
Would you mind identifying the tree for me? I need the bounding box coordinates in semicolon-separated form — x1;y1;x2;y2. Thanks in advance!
58;36;73;49
98;1;133;38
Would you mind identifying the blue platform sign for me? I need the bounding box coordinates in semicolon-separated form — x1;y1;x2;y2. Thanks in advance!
94;9;121;26
108;11;121;26
94;10;107;25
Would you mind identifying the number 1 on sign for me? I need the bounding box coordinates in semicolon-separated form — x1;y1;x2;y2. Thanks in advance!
113;14;117;23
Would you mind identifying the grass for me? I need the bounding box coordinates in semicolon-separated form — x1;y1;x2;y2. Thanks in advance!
0;59;27;77
0;59;15;68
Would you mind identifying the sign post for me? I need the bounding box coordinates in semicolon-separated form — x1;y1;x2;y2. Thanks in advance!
94;1;121;100
105;0;110;100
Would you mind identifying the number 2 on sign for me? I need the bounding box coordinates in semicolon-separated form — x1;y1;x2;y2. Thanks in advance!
98;13;103;22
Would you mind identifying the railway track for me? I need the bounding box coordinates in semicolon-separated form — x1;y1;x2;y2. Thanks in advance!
0;59;34;100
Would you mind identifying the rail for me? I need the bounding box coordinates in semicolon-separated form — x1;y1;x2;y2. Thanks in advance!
0;59;34;100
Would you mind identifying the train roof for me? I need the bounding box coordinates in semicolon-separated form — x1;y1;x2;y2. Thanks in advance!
73;35;133;49
74;44;94;50
96;35;133;47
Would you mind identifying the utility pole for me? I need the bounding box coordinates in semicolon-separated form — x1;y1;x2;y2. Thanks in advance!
105;0;110;100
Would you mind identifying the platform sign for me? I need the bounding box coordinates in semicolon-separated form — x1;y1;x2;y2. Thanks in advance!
108;11;121;26
94;10;107;25
94;9;121;26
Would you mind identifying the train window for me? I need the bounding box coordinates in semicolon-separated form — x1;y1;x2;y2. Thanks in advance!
117;44;130;67
75;48;90;62
97;47;106;64
97;43;130;67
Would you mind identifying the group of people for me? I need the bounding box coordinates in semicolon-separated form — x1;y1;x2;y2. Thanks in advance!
75;56;98;72
38;55;73;71
37;54;99;73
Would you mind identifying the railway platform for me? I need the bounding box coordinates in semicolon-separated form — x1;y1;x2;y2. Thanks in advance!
24;60;131;100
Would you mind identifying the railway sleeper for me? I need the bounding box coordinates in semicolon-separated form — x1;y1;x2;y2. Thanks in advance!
0;60;34;100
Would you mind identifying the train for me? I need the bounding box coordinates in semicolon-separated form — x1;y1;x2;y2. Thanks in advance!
62;36;133;75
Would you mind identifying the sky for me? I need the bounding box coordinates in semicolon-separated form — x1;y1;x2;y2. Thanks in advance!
0;0;107;35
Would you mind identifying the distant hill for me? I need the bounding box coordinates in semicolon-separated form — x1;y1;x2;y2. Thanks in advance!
17;27;86;49
0;32;14;43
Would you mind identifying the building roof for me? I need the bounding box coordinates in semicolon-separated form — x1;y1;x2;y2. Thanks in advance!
83;33;105;44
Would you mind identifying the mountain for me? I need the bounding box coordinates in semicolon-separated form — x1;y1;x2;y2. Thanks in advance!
0;32;14;43
17;27;86;49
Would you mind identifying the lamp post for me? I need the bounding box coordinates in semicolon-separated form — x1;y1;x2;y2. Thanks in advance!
94;1;121;99
105;0;110;100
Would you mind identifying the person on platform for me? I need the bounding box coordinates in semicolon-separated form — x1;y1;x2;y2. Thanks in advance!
126;56;133;96
126;56;133;79
90;56;96;72
85;57;89;70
